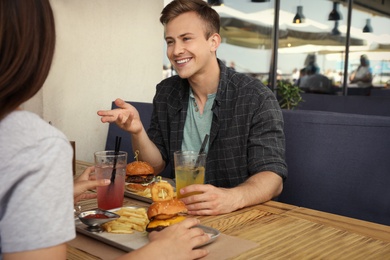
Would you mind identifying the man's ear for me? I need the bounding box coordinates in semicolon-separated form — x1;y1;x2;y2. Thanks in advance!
210;33;221;51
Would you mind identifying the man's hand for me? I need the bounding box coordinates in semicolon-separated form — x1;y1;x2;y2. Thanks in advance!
97;98;143;134
180;171;283;215
179;184;242;215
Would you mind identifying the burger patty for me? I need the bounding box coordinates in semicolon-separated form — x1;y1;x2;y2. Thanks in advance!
126;174;154;184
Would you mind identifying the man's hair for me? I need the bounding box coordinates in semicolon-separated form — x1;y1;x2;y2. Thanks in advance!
0;0;56;120
360;54;369;66
160;0;220;39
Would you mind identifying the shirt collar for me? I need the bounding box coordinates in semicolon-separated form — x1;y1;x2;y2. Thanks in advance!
176;58;230;109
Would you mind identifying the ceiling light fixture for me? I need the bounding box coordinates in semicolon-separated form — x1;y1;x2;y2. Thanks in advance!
328;2;342;21
207;0;223;6
251;0;270;2
331;21;341;35
293;6;305;24
362;18;373;33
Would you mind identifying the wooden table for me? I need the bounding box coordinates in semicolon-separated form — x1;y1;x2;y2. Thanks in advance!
69;161;390;259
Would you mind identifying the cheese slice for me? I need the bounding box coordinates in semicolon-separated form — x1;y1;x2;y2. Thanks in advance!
148;215;186;228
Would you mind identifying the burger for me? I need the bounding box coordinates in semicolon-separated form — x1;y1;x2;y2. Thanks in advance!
146;183;188;232
146;199;188;232
125;161;155;192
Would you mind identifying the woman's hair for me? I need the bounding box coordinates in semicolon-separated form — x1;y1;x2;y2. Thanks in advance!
0;0;56;120
160;0;220;39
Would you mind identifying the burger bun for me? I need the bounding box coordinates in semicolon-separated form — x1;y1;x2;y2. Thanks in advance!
147;199;188;220
126;161;154;176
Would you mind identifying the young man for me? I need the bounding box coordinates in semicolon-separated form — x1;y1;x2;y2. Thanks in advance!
98;0;287;216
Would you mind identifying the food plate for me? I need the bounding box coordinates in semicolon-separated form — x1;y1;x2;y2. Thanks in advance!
194;225;220;248
76;206;148;251
124;188;152;203
124;178;176;204
75;206;220;252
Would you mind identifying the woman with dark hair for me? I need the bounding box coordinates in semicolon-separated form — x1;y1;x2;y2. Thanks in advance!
0;0;208;259
0;0;56;120
0;0;75;258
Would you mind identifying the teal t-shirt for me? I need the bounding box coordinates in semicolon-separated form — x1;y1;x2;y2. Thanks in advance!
182;89;215;153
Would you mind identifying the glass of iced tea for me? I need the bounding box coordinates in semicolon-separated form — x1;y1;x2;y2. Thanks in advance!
94;151;127;210
174;151;206;199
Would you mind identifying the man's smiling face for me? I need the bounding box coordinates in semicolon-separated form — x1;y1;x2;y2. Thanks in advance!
165;11;217;80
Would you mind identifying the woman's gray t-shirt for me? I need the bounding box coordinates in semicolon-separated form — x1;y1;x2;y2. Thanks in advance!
0;111;75;256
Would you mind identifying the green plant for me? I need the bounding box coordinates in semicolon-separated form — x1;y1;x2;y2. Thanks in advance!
277;81;304;110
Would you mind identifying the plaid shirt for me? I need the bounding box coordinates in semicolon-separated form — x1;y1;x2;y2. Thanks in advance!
148;59;287;188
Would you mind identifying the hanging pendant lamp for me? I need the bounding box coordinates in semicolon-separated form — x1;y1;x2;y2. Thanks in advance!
331;21;341;35
293;6;305;24
328;2;342;21
207;0;223;6
363;19;373;33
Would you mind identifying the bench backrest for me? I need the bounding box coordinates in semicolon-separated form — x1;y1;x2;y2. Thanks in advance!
278;109;390;225
297;93;390;117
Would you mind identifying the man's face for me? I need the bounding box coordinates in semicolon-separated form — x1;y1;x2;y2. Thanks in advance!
164;11;217;79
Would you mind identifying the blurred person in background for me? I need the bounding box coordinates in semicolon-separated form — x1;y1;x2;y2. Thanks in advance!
349;54;373;88
300;64;332;94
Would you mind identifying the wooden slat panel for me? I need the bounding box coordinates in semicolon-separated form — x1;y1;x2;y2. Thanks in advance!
285;207;390;243
232;215;390;260
67;245;101;260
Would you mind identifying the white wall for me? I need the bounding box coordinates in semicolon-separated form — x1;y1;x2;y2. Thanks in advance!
23;0;164;163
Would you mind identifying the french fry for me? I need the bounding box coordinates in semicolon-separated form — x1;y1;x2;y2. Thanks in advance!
110;229;134;234
132;224;145;232
102;207;149;234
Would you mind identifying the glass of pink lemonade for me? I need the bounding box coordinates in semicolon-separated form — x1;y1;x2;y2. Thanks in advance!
94;151;127;210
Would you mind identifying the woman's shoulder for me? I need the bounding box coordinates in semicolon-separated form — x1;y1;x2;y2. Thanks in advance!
0;111;69;152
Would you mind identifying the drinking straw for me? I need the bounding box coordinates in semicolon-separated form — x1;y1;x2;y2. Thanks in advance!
110;136;122;184
194;134;209;168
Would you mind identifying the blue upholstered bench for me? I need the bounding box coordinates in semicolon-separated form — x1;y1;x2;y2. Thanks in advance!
297;93;390;117
279;109;390;225
371;88;390;97
105;101;390;225
105;101;173;178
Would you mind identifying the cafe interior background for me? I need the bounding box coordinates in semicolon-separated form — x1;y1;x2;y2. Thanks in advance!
22;0;390;163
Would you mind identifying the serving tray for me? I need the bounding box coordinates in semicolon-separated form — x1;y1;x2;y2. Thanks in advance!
124;189;152;204
75;206;220;252
124;178;176;204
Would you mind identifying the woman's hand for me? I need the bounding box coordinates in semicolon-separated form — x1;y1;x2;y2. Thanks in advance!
73;166;110;204
147;218;210;260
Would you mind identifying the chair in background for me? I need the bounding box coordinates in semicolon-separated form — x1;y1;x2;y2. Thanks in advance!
303;74;333;94
347;87;371;96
